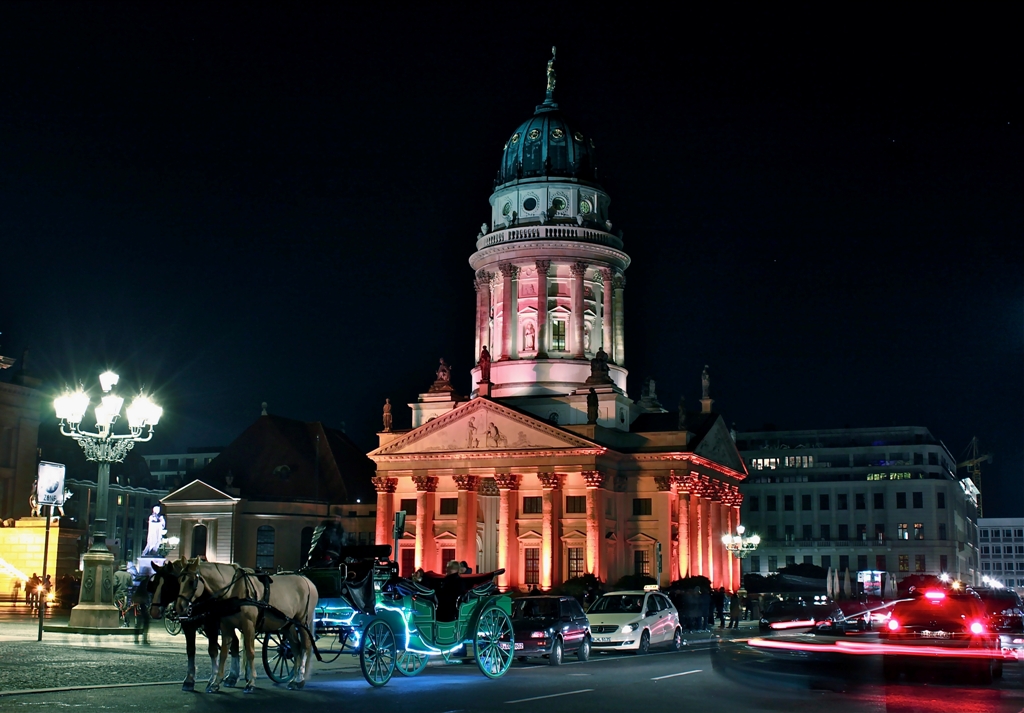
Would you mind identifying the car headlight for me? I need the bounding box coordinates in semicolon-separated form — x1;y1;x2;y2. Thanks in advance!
621;623;636;634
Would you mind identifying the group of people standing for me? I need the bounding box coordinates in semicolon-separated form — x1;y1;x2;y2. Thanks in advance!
672;586;750;630
14;573;51;608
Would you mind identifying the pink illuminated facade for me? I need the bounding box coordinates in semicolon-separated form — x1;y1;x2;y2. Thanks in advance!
368;54;747;591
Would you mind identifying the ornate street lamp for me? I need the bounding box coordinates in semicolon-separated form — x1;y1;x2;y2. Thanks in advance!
54;371;161;630
721;524;761;559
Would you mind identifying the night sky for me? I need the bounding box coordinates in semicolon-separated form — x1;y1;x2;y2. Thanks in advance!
1;6;1020;515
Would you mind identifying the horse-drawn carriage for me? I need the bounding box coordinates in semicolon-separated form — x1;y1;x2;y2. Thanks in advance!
154;522;515;691
267;542;515;687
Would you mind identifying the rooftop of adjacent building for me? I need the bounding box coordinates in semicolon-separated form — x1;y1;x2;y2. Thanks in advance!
736;425;949;452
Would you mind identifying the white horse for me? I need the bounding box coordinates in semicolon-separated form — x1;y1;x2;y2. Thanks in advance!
174;559;318;693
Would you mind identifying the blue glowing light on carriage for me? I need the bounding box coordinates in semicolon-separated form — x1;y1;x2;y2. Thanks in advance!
375;602;465;656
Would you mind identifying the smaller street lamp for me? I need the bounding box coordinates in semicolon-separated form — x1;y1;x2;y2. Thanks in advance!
722;524;761;559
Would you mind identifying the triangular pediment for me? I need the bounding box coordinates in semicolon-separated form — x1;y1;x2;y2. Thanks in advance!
369;398;600;457
693;417;748;476
162;479;238;503
626;532;658;544
518;529;542;541
434;530;457;541
560;529;588;541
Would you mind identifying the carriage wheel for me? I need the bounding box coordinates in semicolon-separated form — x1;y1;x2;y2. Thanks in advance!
395;650;428;677
359;619;397;687
262;630;297;684
474;607;514;679
163;612;182;636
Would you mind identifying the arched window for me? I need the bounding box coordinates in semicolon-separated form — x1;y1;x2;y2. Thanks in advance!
256;525;275;571
191;524;208;559
300;526;314;566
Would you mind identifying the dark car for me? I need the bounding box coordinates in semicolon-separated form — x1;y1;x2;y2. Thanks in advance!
507;595;591;665
758;598;845;632
880;588;1001;683
974;587;1024;655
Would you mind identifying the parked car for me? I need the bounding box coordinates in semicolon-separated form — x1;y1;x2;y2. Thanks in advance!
506;595;591;665
880;588;1001;684
974;587;1024;656
586;588;682;654
758;598;846;632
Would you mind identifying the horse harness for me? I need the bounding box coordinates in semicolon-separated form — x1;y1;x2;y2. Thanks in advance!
180;565;323;662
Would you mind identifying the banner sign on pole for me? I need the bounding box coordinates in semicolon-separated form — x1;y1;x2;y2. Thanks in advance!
37;461;66;507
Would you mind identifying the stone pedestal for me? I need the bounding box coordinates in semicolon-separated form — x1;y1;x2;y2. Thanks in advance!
68;548;119;629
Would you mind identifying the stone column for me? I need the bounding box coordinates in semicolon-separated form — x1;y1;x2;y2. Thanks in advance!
571;262;588;358
498;263;519;360
689;483;702;578
371;476;397;552
412;475;437;573
475;272;491;360
730;490;743;591
701;490;713;584
538;473;561;590
612;272;625;365
453;475;479;574
535;260;550;358
494;473;520;589
601;268;613;357
583;471;604;579
672;472;689;579
710;496;723;588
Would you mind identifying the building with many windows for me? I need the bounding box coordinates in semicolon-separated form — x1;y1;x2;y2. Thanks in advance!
737;426;980;584
141;448;222;490
978;517;1024;592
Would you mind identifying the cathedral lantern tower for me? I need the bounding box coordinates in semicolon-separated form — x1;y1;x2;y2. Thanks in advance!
470;49;631;422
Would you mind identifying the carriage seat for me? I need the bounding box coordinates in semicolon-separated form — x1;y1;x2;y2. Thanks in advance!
419;569;505;622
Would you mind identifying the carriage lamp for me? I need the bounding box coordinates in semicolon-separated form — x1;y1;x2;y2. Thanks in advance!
722;525;760;558
55;370;162;630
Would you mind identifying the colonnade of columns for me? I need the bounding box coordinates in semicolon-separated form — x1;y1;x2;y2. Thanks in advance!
474;263;626;365
671;472;744;591
373;470;742;590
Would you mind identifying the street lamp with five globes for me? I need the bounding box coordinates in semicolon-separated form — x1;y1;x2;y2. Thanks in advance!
722;524;761;559
54;370;161;630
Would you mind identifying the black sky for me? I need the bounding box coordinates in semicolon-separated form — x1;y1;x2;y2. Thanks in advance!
1;5;1021;514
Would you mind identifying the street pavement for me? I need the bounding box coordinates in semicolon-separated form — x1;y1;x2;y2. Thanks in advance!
1;603;1020;713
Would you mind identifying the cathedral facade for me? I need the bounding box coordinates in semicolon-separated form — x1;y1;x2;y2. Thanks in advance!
369;53;747;591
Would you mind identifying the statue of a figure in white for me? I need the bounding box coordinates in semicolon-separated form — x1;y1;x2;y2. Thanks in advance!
144;506;166;556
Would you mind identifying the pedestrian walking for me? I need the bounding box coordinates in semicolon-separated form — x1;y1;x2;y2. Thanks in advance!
729;590;741;629
12;579;21;603
713;586;726;628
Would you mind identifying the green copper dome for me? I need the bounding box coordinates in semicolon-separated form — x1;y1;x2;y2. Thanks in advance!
496;49;598;188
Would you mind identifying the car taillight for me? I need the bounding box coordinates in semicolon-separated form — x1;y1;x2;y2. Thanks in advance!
969;621;984;635
887;619;900;631
530;631;546;639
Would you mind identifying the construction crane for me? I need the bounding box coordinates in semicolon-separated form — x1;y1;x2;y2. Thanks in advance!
957;437;993;516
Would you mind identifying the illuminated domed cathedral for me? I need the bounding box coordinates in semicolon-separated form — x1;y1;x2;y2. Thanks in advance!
369;51;747;591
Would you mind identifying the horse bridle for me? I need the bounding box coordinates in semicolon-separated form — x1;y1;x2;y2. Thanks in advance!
177;567;248;612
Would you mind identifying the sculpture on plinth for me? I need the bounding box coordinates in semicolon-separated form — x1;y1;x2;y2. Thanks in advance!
586;388;599;425
143;506;166;556
382;398;393;432
701;365;710;399
429;358;456;393
478;346;491;382
585;347;613;385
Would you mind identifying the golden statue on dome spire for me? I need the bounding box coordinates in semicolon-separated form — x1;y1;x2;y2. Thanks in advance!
546;46;557;95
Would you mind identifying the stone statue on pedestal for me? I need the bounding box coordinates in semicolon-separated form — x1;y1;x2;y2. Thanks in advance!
478;346;491;382
586;388;599;425
382;398;393;432
701;365;710;399
143;506;166;556
585;347;612;385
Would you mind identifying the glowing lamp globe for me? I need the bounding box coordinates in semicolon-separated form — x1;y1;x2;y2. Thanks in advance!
127;395;162;428
99;371;120;392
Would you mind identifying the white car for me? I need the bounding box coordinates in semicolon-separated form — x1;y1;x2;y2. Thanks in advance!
586;589;682;654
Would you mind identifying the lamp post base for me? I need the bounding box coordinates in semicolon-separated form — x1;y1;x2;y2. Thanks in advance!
68;548;120;630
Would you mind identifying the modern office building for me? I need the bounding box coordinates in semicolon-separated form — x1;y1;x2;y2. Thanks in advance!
737;426;980;584
978;517;1024;591
142;448;223;490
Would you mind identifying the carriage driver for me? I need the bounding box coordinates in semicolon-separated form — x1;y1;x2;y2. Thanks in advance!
436;560;465;622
